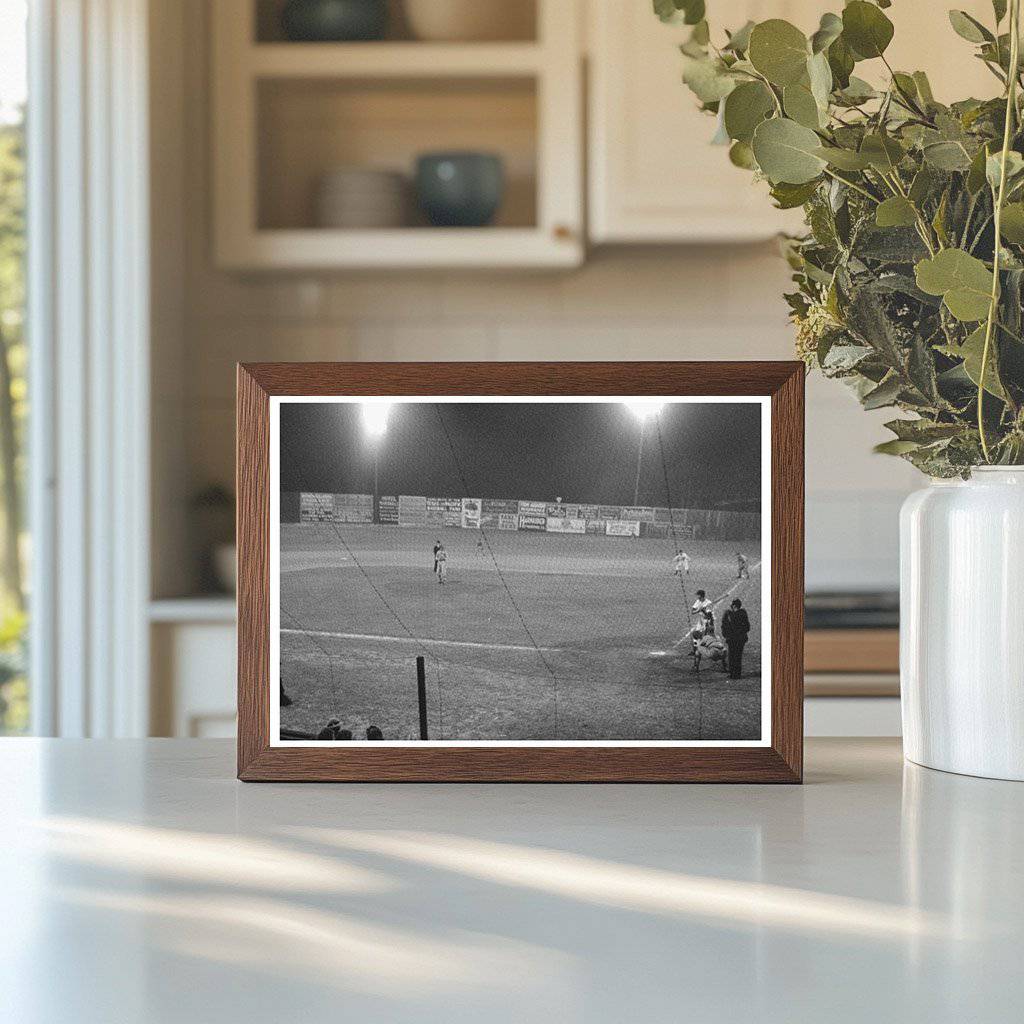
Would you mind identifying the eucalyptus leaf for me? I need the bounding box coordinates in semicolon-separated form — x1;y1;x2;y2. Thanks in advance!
770;179;821;209
681;55;737;103
874;439;921;455
1000;202;1024;243
860;133;905;173
752;117;827;184
807;51;833;111
948;10;994;44
653;0;705;26
724;20;755;53
723;81;775;143
923;141;973;171
815;146;872;171
884;419;963;443
827;35;855;89
908;335;941;402
967;143;993;193
892;72;919;102
915;249;994;321
748;19;809;87
810;12;843;54
783;83;822;129
875;196;918;228
862;374;902;410
986;150;1024;190
909;165;936;205
912;71;935;105
959;324;1007;398
690;19;710;46
728;140;758;170
842;1;895;60
836;76;877;105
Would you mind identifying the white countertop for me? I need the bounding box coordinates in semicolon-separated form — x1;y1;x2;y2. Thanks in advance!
1;738;1021;1023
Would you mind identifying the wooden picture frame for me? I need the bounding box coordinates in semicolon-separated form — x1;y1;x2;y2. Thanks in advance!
237;362;804;782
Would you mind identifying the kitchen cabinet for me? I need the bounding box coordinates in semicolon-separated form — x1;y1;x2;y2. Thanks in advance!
211;0;584;269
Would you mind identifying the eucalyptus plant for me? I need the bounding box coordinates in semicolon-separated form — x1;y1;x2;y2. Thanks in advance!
658;0;1024;475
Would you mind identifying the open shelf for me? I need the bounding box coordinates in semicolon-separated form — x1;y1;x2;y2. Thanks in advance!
257;76;538;232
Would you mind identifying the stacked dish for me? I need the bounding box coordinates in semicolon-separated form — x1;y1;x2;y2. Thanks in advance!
403;0;534;41
314;167;409;228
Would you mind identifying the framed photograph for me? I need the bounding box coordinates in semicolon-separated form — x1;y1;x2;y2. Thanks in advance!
237;362;804;782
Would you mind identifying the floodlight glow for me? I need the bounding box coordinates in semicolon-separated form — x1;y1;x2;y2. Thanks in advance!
624;400;665;421
360;401;392;438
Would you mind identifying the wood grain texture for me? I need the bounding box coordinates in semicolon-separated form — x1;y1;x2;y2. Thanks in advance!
236;361;805;783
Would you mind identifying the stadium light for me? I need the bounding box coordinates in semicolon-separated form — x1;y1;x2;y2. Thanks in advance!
624;400;665;421
624;401;665;507
360;401;392;438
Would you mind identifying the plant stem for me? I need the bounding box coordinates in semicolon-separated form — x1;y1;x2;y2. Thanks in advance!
880;54;929;120
979;0;1021;463
821;167;879;203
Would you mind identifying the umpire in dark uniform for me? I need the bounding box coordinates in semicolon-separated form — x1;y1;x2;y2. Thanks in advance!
721;598;751;679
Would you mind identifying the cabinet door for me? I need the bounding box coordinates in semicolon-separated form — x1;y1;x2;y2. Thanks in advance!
588;1;1003;245
588;0;814;243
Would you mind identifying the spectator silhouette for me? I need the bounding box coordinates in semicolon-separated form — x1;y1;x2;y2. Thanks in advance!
721;598;751;679
317;718;342;740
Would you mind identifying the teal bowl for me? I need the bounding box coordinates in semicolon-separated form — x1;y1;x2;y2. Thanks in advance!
415;152;505;228
281;0;388;42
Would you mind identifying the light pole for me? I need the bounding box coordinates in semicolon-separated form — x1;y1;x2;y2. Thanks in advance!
360;401;392;518
624;401;665;507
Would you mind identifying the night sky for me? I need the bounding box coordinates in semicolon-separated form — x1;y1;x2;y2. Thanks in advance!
279;401;761;510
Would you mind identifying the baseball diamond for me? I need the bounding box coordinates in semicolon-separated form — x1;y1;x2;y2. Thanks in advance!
279;523;762;741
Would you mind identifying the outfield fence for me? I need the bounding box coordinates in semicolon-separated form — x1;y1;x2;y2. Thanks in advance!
283;491;760;542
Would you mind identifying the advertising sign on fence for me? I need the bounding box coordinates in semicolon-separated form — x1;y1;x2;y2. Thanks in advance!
378;495;399;525
519;514;546;531
482;498;518;514
546;516;585;534
425;497;445;527
332;493;372;524
606;519;641;537
577;504;600;520
518;500;547;517
461;497;482;529
621;506;656;522
599;505;622;520
398;495;427;527
640;521;670;539
498;513;519;531
300;493;334;522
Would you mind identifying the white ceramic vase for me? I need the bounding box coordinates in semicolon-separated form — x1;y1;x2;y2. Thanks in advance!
900;467;1024;780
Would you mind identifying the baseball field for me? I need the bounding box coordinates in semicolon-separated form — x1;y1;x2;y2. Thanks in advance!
278;523;763;742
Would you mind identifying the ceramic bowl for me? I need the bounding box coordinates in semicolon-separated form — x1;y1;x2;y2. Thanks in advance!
414;152;505;228
281;0;388;42
403;0;534;42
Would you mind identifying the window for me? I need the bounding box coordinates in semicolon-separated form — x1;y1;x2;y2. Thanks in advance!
0;0;28;734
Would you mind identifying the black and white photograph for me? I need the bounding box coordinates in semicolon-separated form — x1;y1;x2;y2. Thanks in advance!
270;397;769;745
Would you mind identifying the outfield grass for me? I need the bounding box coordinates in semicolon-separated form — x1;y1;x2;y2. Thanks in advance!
279;524;763;742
